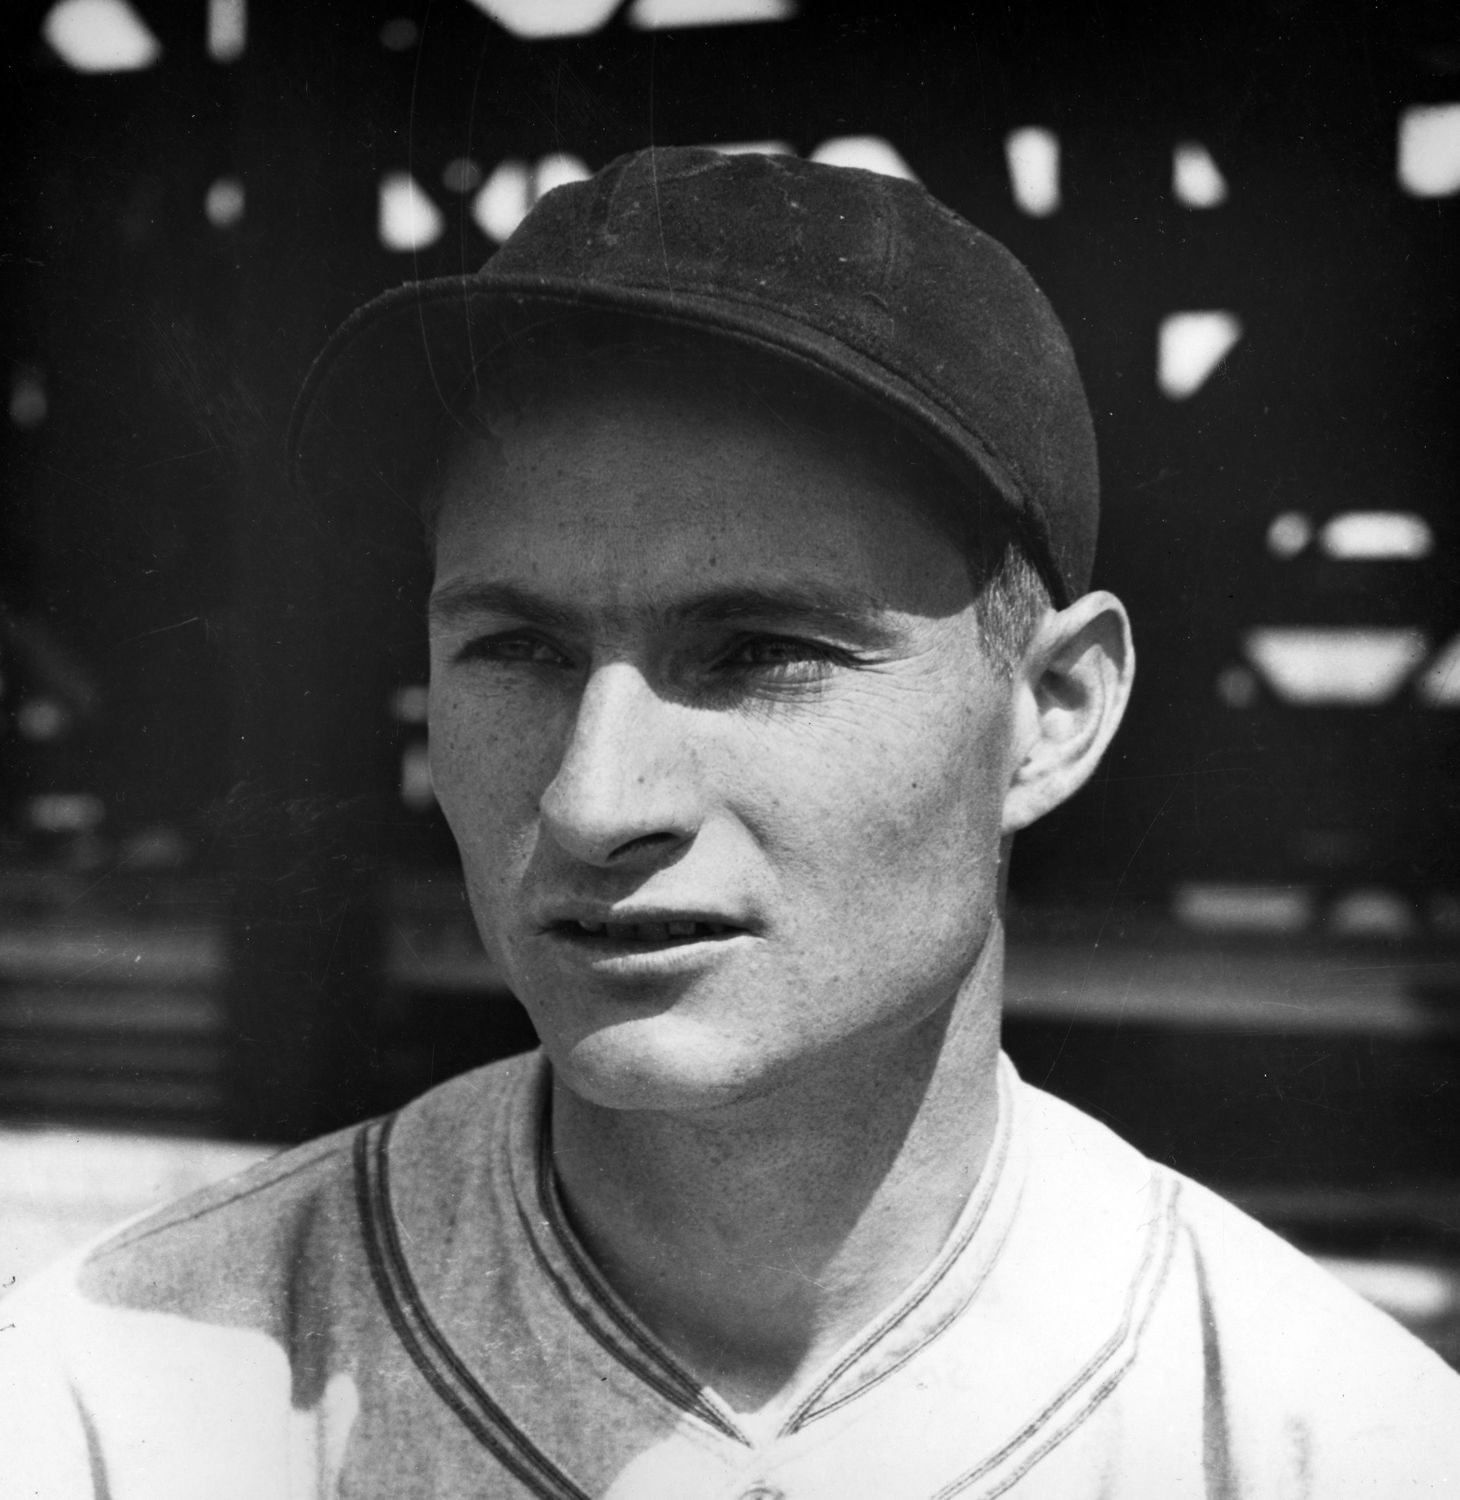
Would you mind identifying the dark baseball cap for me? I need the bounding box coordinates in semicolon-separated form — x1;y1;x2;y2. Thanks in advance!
289;146;1099;606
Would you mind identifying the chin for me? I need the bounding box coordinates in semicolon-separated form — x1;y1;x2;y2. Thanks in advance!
543;1015;782;1115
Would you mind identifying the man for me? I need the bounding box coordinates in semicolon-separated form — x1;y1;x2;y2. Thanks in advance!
2;147;1456;1497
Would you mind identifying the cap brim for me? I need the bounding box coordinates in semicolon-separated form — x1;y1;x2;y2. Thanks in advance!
290;273;1068;603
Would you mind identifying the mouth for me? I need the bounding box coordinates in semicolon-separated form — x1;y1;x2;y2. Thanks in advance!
552;918;744;946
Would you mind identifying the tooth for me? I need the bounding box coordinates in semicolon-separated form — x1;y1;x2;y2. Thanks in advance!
666;921;697;938
577;920;604;934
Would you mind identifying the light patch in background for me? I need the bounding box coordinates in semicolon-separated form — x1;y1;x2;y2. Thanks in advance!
1319;511;1433;561
534;151;591;197
379;17;418;49
473;160;532;242
17;700;69;741
391;684;429;725
1244;627;1428;705
378;172;444;252
1172;141;1228;207
810;135;917;181
704;139;794;157
1319;1258;1458;1323
207;0;246;62
467;0;621;38
43;0;161;72
204;177;245;228
28;792;105;834
442;157;483;194
0;1130;272;1286
1327;889;1415;939
1005;127;1061;216
1266;511;1312;558
471;155;590;242
400;742;435;812
1417;635;1460;706
628;0;795;26
9;367;48;429
1397;102;1460;197
1173;883;1314;934
1158;311;1242;398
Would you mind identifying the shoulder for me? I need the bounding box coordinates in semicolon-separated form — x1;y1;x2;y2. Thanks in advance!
1174;1173;1460;1487
0;1128;371;1499
1175;1170;1460;1395
0;1052;538;1498
1011;1071;1460;1482
4;1049;537;1334
1015;1071;1455;1376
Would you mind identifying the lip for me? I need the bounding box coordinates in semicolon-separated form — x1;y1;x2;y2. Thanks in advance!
537;900;755;933
533;903;757;972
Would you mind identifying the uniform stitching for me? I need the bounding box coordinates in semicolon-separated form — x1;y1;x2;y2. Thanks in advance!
791;1170;1020;1430
353;1118;593;1500
927;1173;1182;1500
784;1078;1017;1432
87;1143;346;1262
515;1190;747;1443
530;1119;751;1443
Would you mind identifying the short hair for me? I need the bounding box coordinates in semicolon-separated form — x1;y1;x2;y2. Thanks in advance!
966;528;1053;680
417;314;1053;678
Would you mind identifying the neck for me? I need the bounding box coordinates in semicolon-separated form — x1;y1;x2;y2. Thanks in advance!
548;920;1006;1423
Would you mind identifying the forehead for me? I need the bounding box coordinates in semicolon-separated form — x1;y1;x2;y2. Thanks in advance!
429;324;997;614
430;332;984;622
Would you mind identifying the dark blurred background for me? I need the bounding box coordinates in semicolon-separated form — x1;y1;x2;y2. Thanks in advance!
2;0;1458;1353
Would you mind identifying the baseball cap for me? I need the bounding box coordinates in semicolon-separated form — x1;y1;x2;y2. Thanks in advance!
289;146;1099;606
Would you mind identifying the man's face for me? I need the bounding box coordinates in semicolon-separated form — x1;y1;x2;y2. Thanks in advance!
427;353;1020;1114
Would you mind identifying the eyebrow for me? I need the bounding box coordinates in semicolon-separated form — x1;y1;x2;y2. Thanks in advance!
427;578;898;645
429;580;580;633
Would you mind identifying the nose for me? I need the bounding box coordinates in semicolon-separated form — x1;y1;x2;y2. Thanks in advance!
539;662;701;868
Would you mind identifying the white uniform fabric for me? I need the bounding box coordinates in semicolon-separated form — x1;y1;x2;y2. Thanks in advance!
3;1051;1457;1499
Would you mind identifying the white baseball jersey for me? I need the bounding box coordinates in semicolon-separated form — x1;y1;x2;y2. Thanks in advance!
3;1051;1457;1498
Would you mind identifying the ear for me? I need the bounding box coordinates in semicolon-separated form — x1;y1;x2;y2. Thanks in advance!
1002;590;1135;836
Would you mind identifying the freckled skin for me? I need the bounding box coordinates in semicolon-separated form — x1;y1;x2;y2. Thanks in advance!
427;361;1019;1117
423;347;1134;1411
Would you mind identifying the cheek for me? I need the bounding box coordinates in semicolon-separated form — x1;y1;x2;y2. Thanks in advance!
428;689;551;862
743;683;1011;913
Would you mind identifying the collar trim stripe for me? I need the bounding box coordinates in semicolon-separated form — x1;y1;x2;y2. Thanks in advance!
354;1115;595;1500
529;1113;749;1442
785;1065;1019;1433
930;1172;1183;1500
516;1184;747;1443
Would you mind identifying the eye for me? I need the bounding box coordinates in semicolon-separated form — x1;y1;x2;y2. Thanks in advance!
716;634;854;679
451;631;573;669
